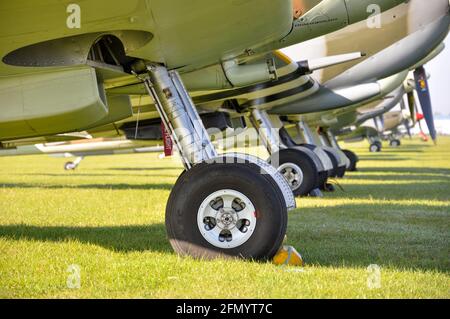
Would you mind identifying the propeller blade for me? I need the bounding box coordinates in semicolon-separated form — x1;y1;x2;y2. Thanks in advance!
414;66;437;144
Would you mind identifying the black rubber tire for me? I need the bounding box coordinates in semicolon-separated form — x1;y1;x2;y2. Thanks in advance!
324;150;339;178
269;148;319;197
323;183;335;192
166;160;288;261
336;165;347;178
343;150;359;172
296;144;327;190
317;170;329;191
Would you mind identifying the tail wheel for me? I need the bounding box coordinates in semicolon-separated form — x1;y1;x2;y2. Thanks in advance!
64;162;76;170
369;143;381;153
343;150;359;172
390;139;401;147
166;159;288;260
269;148;318;197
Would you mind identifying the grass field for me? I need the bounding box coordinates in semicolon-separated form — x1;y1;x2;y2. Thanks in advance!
0;137;449;299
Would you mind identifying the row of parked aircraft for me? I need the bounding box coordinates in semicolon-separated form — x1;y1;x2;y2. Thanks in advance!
1;0;449;260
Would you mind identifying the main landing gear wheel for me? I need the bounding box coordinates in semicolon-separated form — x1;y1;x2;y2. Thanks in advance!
166;159;288;260
390;139;401;148
369;142;382;153
269;148;318;197
320;150;338;192
343;150;359;172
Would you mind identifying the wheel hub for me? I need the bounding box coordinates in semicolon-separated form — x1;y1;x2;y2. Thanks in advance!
217;210;236;229
198;190;257;249
278;163;304;191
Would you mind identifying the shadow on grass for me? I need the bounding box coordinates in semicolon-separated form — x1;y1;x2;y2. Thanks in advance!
338;166;450;200
1;202;446;272
353;167;450;184
330;182;450;201
357;156;408;162
347;176;449;183
358;167;450;176
0;146;447;271
0;224;172;253
288;203;449;272
18;173;180;179
379;150;426;154
108;167;182;172
0;182;173;191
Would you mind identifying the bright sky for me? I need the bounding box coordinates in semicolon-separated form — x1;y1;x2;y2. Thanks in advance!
426;35;450;116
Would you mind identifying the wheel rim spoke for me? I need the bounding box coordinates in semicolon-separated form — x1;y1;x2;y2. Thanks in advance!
238;205;255;221
221;195;234;210
229;226;243;239
208;227;222;240
203;205;218;219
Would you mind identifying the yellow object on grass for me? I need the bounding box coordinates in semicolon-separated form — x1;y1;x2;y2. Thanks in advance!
273;246;304;266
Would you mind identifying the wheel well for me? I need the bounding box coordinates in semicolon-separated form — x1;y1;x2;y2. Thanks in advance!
87;35;137;72
3;31;150;71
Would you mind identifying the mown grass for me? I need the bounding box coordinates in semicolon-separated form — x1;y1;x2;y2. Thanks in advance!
0;137;449;299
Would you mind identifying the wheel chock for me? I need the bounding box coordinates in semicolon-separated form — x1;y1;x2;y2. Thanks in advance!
273;246;304;266
309;188;324;198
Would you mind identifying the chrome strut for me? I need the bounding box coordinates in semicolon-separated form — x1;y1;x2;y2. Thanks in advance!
296;121;316;145
141;64;218;169
318;131;331;148
249;109;284;155
326;131;341;150
295;121;334;172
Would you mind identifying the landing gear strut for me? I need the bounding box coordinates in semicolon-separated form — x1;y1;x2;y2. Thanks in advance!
249;110;324;197
296;121;336;185
322;130;352;177
141;65;295;260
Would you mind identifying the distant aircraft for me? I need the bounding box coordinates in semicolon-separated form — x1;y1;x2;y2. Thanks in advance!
269;1;448;173
336;44;445;154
